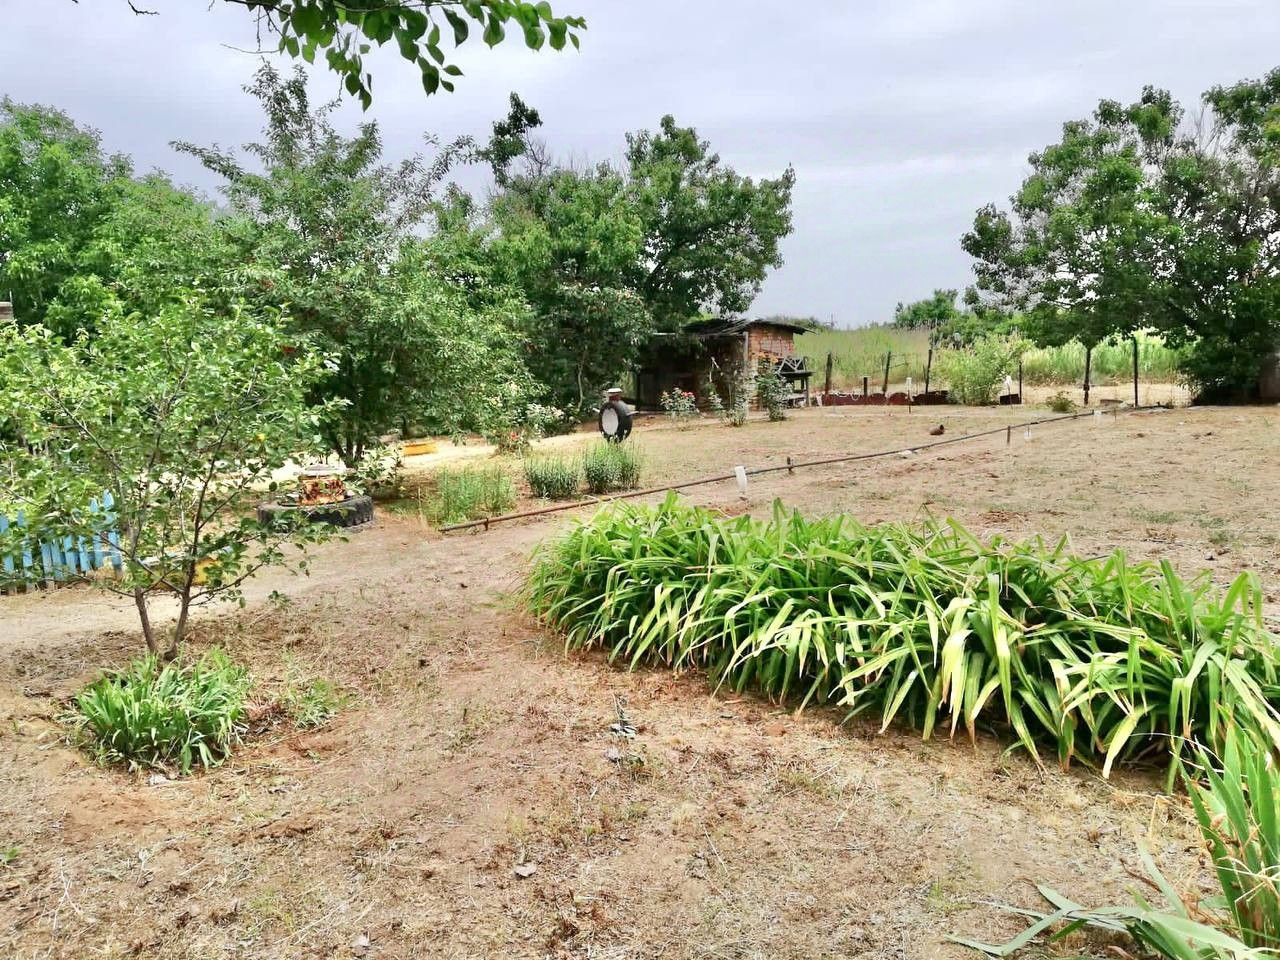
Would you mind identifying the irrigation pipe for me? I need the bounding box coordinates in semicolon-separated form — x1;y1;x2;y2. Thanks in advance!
441;404;1154;533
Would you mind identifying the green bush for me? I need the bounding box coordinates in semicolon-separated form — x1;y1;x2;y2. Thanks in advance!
425;465;516;524
70;650;250;774
281;676;347;729
756;361;788;421
936;334;1028;404
1045;390;1076;413
582;442;643;494
524;455;582;500
528;495;1280;779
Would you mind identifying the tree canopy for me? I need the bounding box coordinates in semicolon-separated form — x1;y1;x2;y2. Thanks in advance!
482;109;796;415
88;1;586;108
962;73;1280;399
177;65;537;463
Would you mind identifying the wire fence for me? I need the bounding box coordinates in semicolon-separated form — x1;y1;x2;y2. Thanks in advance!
441;405;1142;533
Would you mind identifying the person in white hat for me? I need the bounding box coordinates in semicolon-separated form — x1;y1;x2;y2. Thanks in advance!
599;388;633;443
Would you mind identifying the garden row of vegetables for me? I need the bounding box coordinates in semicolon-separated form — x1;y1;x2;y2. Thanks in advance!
526;495;1280;956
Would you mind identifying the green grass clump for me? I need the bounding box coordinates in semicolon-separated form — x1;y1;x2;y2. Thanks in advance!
281;676;347;729
527;495;1280;779
524;455;582;500
582;442;643;495
425;465;516;524
961;728;1280;957
70;650;250;774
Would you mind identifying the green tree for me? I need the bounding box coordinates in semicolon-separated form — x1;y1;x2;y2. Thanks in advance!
625;116;796;328
1155;71;1280;399
483;110;796;415
177;65;536;462
0;297;336;658
964;73;1280;400
963;89;1175;401
892;289;961;330
488;164;651;415
0;99;227;339
91;1;586;109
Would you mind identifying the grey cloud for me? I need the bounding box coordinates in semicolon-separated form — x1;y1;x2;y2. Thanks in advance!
2;0;1278;324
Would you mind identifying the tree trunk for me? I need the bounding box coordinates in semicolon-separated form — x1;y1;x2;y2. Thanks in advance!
134;587;159;656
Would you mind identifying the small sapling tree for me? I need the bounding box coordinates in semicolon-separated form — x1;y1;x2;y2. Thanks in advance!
0;297;339;658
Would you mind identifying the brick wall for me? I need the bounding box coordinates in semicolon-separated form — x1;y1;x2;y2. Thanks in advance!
746;324;795;362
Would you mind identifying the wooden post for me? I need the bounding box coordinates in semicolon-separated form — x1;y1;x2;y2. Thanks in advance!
862;375;869;398
824;351;833;397
1132;336;1139;407
924;346;934;395
882;352;892;395
1017;359;1023;404
1083;345;1092;406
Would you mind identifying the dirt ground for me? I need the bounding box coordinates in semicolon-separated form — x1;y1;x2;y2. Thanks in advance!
2;401;1278;960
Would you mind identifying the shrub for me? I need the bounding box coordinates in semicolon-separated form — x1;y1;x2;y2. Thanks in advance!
69;650;250;774
351;443;404;498
425;465;516;524
936;334;1028;404
582;442;643;494
703;374;726;415
484;402;564;454
527;496;1280;779
659;388;698;426
524;455;582;500
1188;728;1280;950
756;361;788;421
1045;390;1076;413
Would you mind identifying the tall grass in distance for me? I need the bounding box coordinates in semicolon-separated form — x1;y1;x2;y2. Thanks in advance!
795;325;1185;389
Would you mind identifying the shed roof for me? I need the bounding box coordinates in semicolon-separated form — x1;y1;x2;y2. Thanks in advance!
685;316;810;338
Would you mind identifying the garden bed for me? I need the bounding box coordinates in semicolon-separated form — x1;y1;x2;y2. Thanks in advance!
2;404;1278;959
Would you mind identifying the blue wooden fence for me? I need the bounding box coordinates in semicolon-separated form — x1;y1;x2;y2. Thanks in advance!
1;491;123;594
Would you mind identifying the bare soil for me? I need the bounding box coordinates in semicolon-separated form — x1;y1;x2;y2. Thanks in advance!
2;402;1277;959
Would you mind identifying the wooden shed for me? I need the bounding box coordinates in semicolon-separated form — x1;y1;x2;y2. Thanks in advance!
633;317;813;410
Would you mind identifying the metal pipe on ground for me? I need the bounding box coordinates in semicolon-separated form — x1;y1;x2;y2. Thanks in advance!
440;406;1155;533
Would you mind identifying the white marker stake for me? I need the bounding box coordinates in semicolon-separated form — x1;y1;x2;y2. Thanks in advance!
1094;409;1102;423
734;465;748;496
906;376;914;401
1024;426;1032;441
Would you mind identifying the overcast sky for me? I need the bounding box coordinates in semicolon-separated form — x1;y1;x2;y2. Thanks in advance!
4;1;1279;326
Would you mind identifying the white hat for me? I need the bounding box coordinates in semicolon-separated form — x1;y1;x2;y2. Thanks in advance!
606;387;623;395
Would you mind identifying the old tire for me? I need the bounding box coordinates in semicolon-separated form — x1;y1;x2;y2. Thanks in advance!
257;494;374;529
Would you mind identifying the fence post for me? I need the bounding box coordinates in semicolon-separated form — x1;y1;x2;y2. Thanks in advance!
862;375;869;398
882;352;892;395
1132;337;1139;407
0;515;12;595
824;352;833;398
924;346;933;395
1083;345;1092;406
